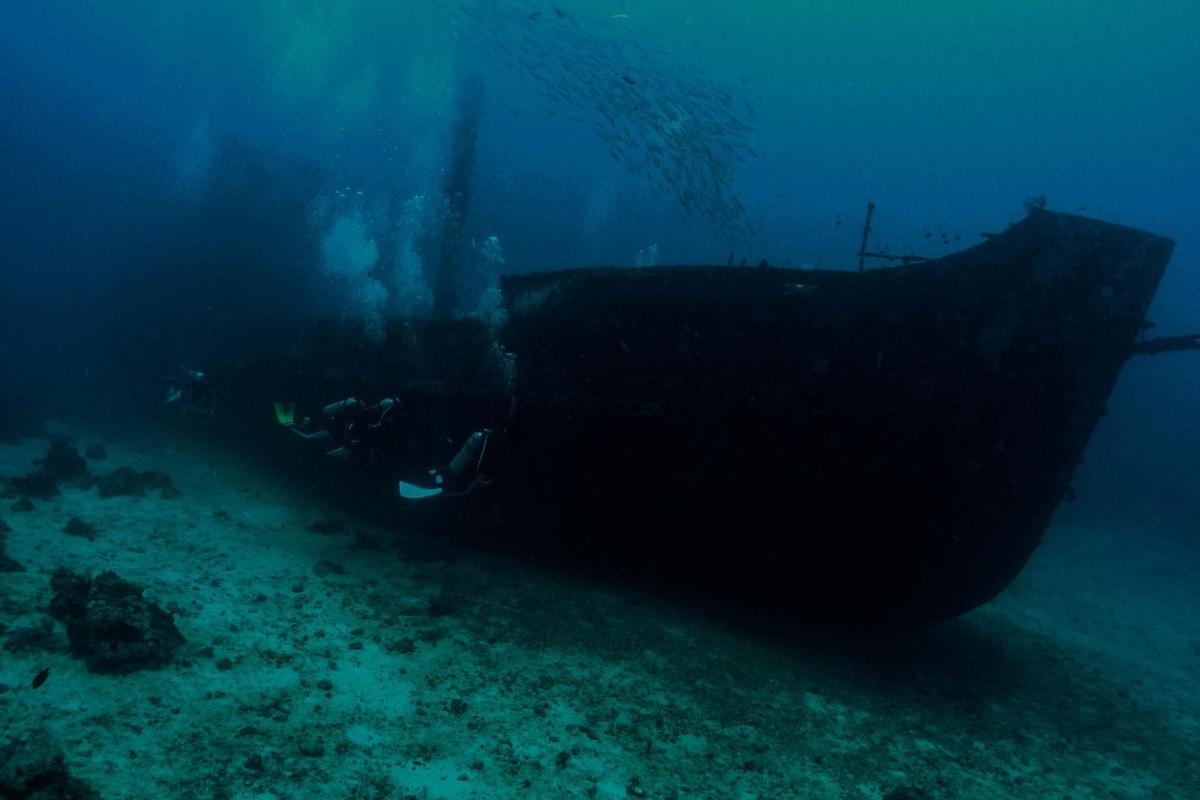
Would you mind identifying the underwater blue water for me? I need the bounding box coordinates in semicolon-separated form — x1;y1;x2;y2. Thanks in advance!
1;2;1199;796
4;0;1196;528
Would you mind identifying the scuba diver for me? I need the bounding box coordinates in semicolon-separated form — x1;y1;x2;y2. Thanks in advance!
274;396;496;499
165;366;215;415
397;427;495;500
274;396;397;461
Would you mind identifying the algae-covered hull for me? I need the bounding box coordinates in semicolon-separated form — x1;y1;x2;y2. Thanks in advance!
223;210;1175;625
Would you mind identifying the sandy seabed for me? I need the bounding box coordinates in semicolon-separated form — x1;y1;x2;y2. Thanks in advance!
2;423;1197;800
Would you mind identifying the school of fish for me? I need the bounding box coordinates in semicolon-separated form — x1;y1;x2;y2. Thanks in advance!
454;0;758;243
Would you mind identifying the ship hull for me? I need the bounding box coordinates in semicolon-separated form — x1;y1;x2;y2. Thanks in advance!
222;210;1176;625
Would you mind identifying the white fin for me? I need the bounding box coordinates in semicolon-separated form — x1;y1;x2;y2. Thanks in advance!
399;481;444;500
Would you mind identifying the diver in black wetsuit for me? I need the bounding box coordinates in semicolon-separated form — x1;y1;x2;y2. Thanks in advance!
276;396;398;461
165;367;215;415
398;428;496;500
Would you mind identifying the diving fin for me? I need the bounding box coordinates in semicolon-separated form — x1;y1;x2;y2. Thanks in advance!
399;472;490;501
399;480;444;500
274;401;296;426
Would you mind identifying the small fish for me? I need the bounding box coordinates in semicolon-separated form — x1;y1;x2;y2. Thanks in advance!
32;667;49;689
622;75;636;85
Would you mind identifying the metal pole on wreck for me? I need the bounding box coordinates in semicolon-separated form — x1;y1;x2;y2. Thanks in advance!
432;75;484;319
857;201;875;272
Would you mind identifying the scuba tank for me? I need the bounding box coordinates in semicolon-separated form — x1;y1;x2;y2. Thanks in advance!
448;430;490;478
323;397;360;419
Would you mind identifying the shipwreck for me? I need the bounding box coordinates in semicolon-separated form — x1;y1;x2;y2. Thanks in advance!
218;209;1188;626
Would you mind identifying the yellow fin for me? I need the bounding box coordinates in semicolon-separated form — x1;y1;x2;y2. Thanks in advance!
273;401;295;426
